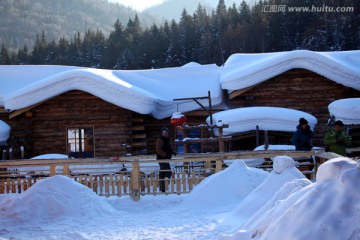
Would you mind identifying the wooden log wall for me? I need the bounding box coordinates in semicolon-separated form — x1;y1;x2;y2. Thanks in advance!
142;111;215;155
0;91;136;158
0;90;214;158
228;69;360;147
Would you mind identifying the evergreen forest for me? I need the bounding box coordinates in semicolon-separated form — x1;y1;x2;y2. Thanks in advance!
0;0;359;70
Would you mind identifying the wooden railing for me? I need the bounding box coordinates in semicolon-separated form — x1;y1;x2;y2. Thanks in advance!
0;150;326;200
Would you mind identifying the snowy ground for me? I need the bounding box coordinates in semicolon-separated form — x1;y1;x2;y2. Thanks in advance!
0;156;359;240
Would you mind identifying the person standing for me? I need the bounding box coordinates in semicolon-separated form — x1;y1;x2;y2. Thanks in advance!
292;118;314;151
324;120;351;156
156;127;176;192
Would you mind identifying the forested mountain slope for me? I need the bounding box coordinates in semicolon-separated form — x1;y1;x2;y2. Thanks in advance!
0;0;159;51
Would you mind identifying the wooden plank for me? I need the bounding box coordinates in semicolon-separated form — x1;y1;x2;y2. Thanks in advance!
131;125;145;131
93;175;98;194
131;142;147;147
122;174;128;194
132;134;146;139
109;174;114;195
150;173;157;195
11;179;16;193
116;175;122;196
17;179;22;193
131;117;144;122
176;174;181;195
170;175;175;193
105;175;110;196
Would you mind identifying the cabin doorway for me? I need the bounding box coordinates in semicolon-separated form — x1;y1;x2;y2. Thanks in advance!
67;127;94;158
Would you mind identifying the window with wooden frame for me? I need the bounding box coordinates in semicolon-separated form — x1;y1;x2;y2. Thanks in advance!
67;126;94;158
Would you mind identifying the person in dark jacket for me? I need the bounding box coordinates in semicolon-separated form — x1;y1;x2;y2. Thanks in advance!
156;127;176;192
292;118;314;151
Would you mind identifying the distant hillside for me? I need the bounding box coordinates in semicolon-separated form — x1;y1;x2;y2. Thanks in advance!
0;0;160;52
144;0;248;22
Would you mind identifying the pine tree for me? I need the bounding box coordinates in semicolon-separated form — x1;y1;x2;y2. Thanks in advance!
17;45;29;65
0;44;11;64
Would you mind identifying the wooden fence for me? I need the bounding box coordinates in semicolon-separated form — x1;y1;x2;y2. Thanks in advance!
0;150;325;200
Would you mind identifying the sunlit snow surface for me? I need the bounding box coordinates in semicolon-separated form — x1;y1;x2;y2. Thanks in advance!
0;156;359;240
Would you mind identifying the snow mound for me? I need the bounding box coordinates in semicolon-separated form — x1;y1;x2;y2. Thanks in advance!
222;156;360;240
221;156;307;227
181;160;268;211
207;107;317;136
222;178;311;239
273;156;296;174
31;153;69;159
0;175;117;223
316;157;357;183
254;159;360;240
328;98;360;125
0;120;10;142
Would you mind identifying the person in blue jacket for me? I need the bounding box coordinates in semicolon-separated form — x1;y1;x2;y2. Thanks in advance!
292;118;314;151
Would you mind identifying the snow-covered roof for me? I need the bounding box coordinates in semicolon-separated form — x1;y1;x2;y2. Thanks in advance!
206;107;317;136
1;50;359;120
220;50;360;91
328;98;360;125
0;64;222;119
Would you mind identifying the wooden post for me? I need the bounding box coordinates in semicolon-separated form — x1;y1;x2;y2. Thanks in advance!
264;130;269;150
50;165;56;176
131;161;140;201
20;146;25;159
62;164;70;175
9;148;13;160
182;171;186;192
208;91;213;125
176;173;181;195
218;127;224;152
215;159;222;173
256;125;260;146
0;181;5;193
117;176;122;196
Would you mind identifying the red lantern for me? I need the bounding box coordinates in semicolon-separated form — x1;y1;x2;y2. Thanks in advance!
171;112;187;126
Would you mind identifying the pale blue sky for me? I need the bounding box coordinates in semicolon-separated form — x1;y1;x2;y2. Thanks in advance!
108;0;165;11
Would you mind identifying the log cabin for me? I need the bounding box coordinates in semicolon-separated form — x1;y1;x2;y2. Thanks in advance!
0;50;359;159
0;64;221;159
220;50;360;149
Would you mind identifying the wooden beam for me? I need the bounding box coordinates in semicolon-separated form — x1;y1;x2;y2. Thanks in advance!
9;102;43;119
228;85;258;99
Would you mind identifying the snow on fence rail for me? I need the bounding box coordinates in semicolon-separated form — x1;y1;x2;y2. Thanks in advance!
0;150;326;200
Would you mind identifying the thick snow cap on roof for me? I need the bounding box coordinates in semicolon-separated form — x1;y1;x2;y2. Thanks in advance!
220;50;360;91
206;107;317;136
328;98;360;125
0;64;222;119
0;120;11;142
